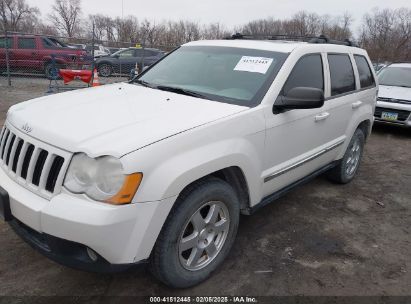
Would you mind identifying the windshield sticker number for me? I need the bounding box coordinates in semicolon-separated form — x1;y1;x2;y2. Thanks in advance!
234;56;274;74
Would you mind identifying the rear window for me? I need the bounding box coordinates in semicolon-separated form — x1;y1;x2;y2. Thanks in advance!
354;55;375;88
328;54;356;96
0;37;12;48
18;38;36;49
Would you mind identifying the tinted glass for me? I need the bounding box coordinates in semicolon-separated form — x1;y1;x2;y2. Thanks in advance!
378;66;411;88
137;46;288;107
328;54;356;96
282;54;323;95
0;37;12;48
18;38;36;49
118;49;135;57
354;55;375;88
135;49;145;56
42;38;55;48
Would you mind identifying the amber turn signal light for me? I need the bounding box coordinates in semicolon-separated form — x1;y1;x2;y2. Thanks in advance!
105;173;143;205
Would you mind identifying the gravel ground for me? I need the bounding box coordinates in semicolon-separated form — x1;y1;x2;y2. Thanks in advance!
0;77;410;297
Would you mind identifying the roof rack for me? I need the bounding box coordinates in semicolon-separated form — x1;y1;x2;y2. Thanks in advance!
225;33;358;47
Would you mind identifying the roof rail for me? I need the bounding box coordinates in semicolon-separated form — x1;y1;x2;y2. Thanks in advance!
226;33;358;47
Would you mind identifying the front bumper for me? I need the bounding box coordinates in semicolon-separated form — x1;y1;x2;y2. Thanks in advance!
0;167;176;269
9;217;147;273
374;101;411;127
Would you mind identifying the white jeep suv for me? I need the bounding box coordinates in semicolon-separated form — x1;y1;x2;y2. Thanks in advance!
0;36;377;288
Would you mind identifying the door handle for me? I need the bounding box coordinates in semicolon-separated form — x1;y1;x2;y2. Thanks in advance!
315;112;330;122
352;101;363;109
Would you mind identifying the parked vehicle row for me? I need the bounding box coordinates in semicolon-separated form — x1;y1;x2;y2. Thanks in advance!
0;34;90;79
0;34;165;78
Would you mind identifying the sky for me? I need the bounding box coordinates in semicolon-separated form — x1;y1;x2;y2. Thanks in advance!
27;0;411;32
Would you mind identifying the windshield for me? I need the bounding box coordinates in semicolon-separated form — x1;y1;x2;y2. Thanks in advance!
135;46;288;106
378;66;411;88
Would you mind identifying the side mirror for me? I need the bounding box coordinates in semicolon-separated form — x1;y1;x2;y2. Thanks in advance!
274;87;325;111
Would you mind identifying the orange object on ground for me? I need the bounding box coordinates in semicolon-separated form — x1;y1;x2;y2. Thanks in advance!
92;68;101;87
59;69;93;84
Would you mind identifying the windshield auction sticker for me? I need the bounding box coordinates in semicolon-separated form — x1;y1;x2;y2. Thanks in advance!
234;56;274;74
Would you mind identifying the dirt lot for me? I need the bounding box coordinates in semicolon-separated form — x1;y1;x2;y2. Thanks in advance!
0;77;410;297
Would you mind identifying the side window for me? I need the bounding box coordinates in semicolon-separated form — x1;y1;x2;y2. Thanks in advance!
42;38;55;48
0;37;12;48
328;54;356;96
354;55;375;88
18;38;36;49
118;49;135;57
282;54;324;95
134;49;144;57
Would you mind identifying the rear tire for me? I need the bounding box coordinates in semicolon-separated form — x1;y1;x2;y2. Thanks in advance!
44;63;62;80
149;178;240;288
327;128;365;184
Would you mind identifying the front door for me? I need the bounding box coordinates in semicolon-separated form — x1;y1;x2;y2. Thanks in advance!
262;53;342;197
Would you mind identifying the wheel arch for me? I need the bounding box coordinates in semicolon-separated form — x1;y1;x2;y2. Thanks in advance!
357;119;372;140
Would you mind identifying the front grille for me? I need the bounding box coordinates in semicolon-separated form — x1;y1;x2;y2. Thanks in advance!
0;125;69;198
374;107;411;122
377;97;411;105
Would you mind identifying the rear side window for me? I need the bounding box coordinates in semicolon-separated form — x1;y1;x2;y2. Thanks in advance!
282;54;324;95
328;54;356;96
354;55;375;88
18;38;36;49
0;37;12;48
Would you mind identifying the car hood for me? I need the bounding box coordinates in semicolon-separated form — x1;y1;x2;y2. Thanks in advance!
7;83;248;157
378;85;411;101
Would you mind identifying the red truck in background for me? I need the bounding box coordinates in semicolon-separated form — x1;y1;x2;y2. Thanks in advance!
0;34;91;79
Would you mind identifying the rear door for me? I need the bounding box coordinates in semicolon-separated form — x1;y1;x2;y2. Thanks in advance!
15;37;41;70
352;54;377;121
322;53;360;148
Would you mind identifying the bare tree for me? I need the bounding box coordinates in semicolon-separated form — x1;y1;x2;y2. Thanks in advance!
0;0;39;32
359;7;411;62
48;0;81;37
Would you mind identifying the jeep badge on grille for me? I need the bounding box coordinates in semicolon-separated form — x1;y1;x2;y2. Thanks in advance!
22;123;33;133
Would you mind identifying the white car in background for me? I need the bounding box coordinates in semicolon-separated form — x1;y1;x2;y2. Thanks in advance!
375;63;411;127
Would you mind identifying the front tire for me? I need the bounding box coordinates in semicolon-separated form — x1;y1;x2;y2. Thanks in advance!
327;128;365;184
150;178;240;288
98;63;113;77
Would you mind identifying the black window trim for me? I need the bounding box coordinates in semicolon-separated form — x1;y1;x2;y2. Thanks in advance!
279;52;325;97
326;52;358;100
353;54;377;90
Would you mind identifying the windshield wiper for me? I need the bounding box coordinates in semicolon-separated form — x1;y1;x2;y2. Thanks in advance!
133;79;154;88
155;85;208;99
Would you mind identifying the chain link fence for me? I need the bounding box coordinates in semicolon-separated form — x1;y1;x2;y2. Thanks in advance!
0;29;177;93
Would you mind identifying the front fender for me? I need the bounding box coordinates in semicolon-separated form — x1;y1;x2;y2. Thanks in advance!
121;109;266;206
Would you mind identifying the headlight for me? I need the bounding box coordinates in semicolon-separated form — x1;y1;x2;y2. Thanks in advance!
64;153;142;204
